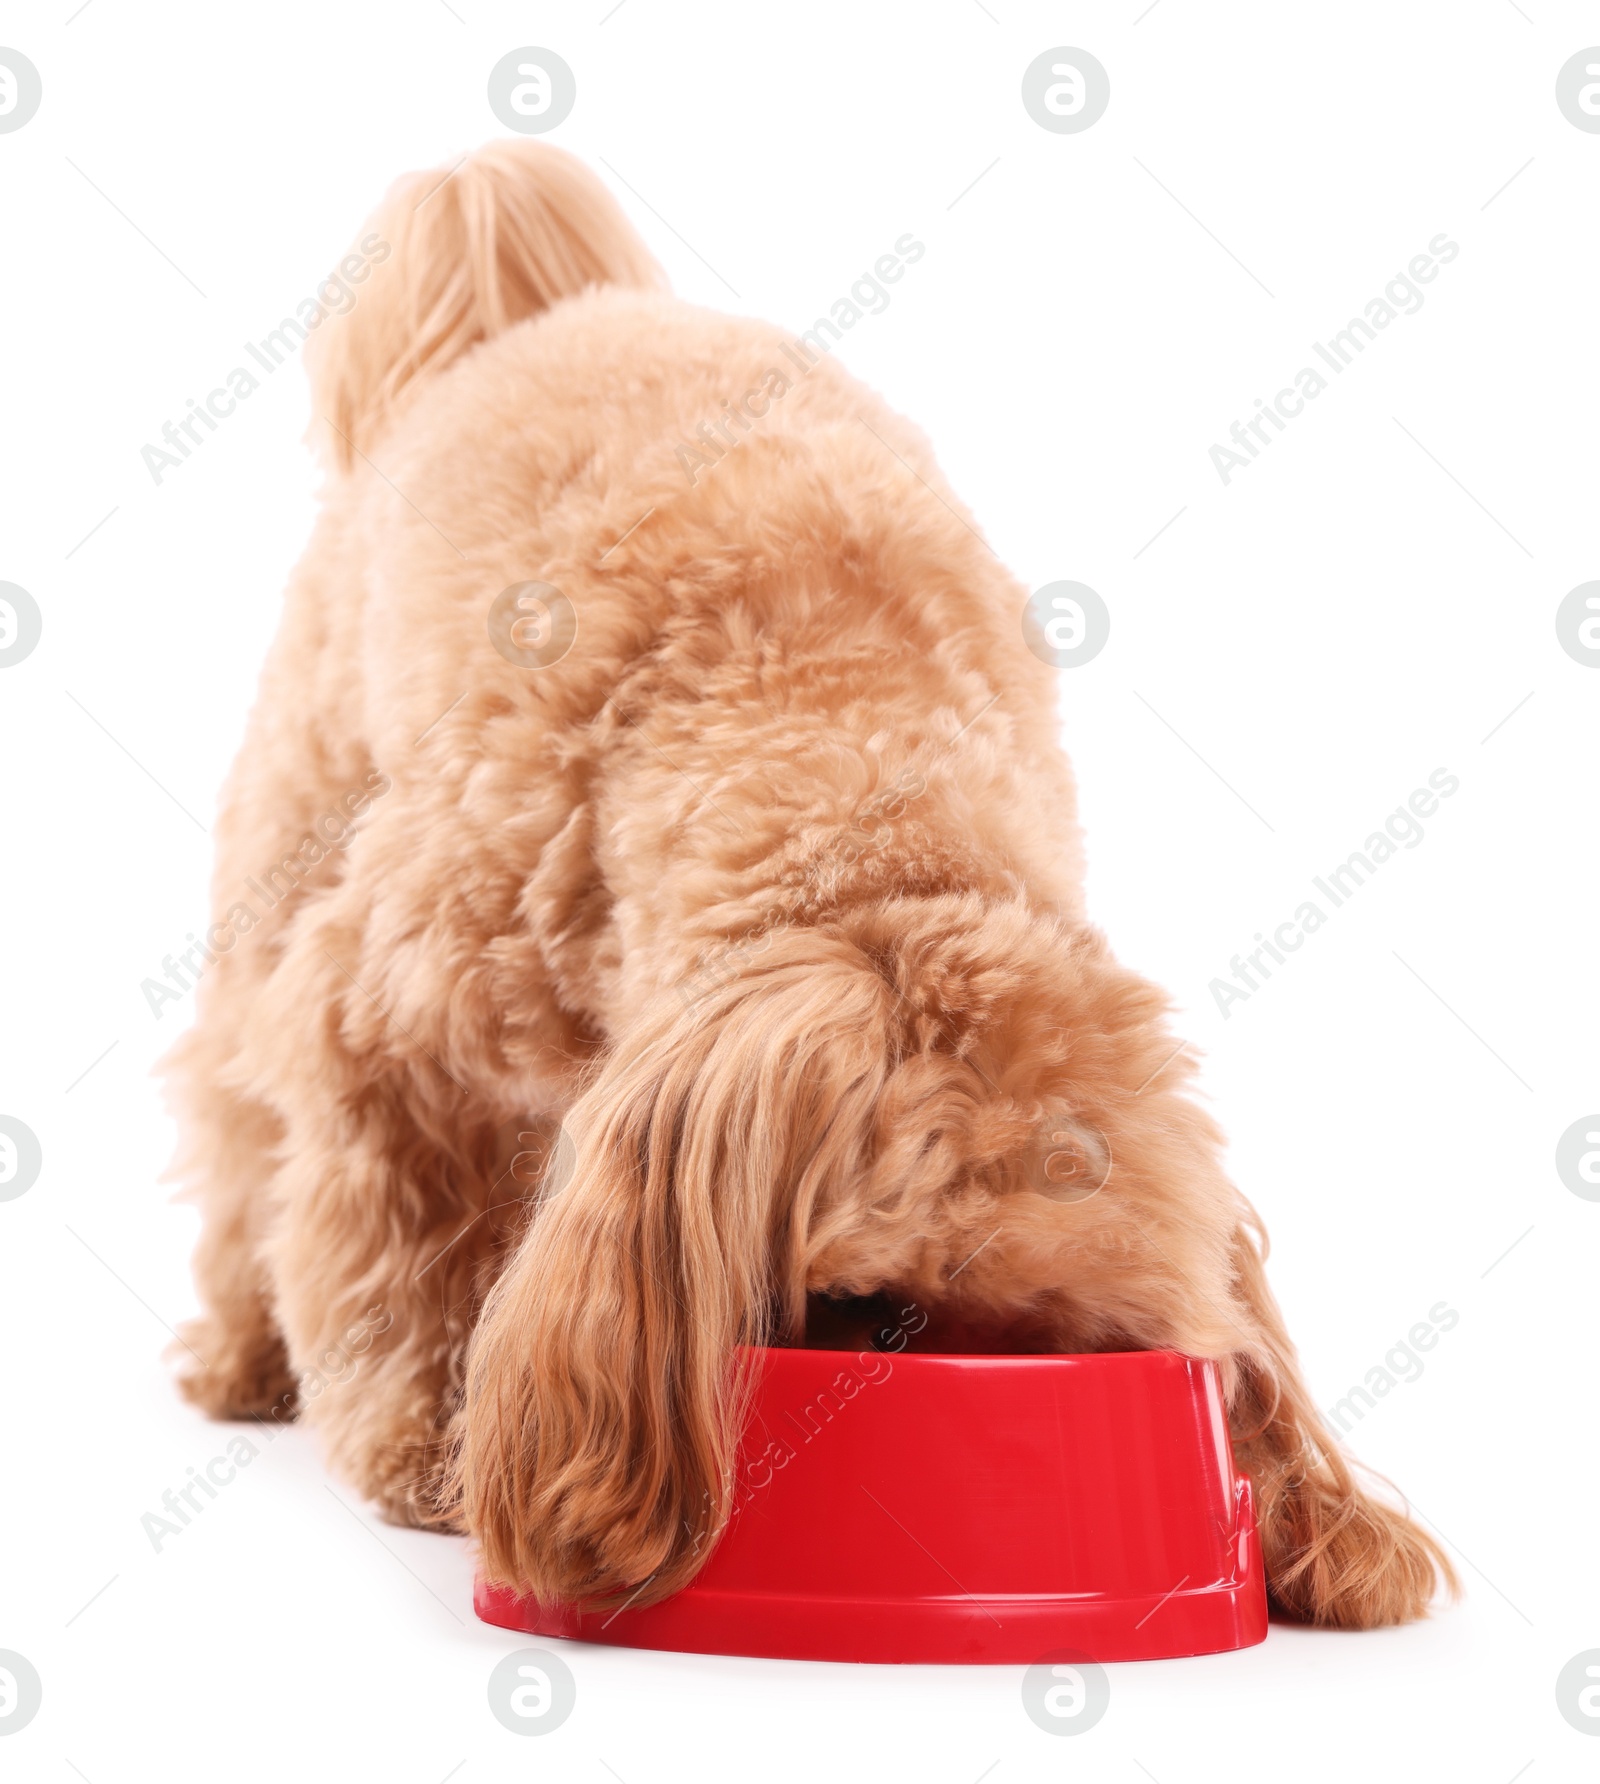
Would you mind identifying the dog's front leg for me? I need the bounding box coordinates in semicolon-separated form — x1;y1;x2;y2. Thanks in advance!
256;926;524;1532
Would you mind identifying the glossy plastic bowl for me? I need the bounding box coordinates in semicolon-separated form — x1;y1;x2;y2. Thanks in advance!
474;1344;1268;1663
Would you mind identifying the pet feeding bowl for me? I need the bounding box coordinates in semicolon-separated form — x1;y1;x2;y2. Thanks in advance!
474;1342;1268;1663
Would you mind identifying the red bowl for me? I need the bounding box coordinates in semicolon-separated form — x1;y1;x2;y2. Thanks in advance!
474;1344;1268;1664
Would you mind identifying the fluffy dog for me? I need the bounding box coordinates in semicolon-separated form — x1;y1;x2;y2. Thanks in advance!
164;140;1455;1629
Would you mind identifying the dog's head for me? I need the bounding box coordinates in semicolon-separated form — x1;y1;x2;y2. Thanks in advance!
455;892;1243;1605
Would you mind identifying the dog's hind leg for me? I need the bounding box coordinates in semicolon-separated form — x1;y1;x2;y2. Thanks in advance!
163;1037;298;1421
160;541;383;1423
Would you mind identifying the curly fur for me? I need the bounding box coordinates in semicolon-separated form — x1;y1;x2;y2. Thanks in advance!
164;139;1456;1627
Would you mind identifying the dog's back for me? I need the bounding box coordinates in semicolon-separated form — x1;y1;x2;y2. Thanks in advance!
289;141;1084;1013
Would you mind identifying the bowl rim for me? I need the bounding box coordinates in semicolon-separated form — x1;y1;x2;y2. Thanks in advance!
744;1342;1194;1365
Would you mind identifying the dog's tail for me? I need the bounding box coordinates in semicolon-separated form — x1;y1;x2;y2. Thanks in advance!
306;140;663;469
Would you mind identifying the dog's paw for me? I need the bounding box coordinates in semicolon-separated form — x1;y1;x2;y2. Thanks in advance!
364;1441;464;1533
171;1318;299;1422
1264;1485;1456;1628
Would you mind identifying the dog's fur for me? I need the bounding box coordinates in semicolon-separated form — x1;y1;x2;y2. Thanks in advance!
164;140;1456;1629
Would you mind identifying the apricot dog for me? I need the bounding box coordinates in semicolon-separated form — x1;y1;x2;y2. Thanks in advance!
165;140;1454;1628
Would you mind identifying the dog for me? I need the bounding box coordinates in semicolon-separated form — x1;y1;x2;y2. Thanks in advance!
164;139;1455;1629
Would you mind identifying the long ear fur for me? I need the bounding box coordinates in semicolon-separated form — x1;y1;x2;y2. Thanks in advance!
1228;1213;1460;1626
452;931;892;1606
306;138;663;469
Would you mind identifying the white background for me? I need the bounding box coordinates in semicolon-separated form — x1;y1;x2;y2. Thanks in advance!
1;1;1596;1778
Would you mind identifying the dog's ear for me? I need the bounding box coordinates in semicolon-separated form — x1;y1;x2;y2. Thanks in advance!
1225;1216;1460;1626
454;930;891;1606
